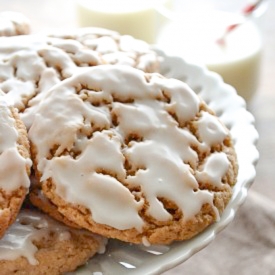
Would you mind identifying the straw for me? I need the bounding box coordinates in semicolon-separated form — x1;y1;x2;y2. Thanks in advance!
216;0;265;46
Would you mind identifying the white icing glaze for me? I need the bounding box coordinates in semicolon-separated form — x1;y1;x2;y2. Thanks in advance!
125;141;214;221
195;152;230;188
29;65;231;231
0;94;31;192
0;210;106;265
195;111;228;151
40;131;144;231
142;236;151;247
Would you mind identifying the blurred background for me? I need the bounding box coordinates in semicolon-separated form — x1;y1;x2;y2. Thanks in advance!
0;0;274;274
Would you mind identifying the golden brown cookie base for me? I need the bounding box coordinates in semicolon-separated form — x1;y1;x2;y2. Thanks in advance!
11;107;31;168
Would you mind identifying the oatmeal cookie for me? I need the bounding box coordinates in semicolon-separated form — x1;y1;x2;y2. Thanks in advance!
29;65;238;245
0;209;106;275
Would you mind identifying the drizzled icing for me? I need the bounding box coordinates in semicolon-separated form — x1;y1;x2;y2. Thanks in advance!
40;131;144;231
0;92;31;192
195;152;230;188
195;111;228;151
29;65;232;231
0;210;106;265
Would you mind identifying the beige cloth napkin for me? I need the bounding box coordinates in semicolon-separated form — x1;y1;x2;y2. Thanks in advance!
164;190;275;275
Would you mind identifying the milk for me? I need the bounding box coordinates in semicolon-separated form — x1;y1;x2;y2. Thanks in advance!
156;11;262;101
75;0;173;44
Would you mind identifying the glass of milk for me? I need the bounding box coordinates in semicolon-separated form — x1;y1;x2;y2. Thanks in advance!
75;0;173;44
156;0;267;101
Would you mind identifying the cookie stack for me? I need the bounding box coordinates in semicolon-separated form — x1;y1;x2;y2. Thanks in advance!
0;12;238;275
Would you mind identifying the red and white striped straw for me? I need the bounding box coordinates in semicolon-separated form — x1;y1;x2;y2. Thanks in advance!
217;0;265;45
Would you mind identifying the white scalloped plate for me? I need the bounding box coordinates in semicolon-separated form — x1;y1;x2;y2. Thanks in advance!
68;48;259;275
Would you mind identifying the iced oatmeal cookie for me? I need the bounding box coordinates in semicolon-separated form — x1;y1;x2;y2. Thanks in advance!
0;209;106;275
29;65;238;245
0;91;31;239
